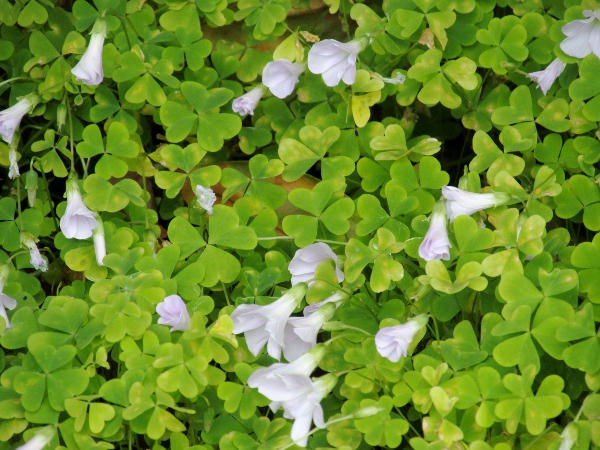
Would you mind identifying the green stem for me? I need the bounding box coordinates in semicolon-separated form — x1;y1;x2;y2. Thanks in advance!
0;77;30;89
66;94;76;173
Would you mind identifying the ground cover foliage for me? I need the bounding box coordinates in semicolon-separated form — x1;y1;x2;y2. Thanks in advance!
1;0;600;448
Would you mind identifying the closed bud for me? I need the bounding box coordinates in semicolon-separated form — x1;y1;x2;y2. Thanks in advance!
56;103;67;133
25;170;38;207
352;406;384;419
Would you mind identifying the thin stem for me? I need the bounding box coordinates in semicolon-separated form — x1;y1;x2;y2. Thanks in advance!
0;77;30;89
221;282;230;306
66;93;76;173
16;181;24;232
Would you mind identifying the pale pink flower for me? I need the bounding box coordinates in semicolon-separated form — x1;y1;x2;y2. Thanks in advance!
375;314;429;363
289;243;344;286
232;86;264;116
262;60;305;98
560;9;600;59
308;39;365;86
156;295;191;331
527;59;566;95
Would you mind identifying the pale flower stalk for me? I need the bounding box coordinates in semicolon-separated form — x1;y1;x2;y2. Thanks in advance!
560;9;600;59
307;38;367;86
0;264;16;331
0;93;39;144
258;373;337;447
25;170;38;207
20;232;48;272
8;147;19;179
231;283;307;360
419;201;451;261
283;302;337;361
262;59;305;98
92;215;106;266
289;243;344;286
527;59;566;95
156;295;191;332
442;186;512;223
195;185;216;215
558;423;577;450
375;314;429;363
72;18;107;86
16;426;55;450
232;86;265;116
60;177;98;239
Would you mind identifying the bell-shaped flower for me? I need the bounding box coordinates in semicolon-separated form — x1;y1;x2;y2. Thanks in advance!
93;216;106;266
232;86;265;116
289;243;344;286
442;186;512;223
0;93;39;145
16;426;55;450
231;283;307;360
527;58;566;95
283;300;341;361
307;38;366;86
72;18;107;86
375;314;429;363
195;185;216;215
560;9;600;59
258;373;337;447
0;265;16;331
418;201;451;261
156;294;191;332
20;232;48;272
262;59;305;98
8;147;19;179
248;344;326;411
60;177;98;239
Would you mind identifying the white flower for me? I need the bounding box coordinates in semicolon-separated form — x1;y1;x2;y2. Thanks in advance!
0;94;38;145
248;343;326;412
302;292;345;316
195;185;216;215
60;178;98;239
231;283;307;360
93;217;106;266
289;243;344;286
419;201;451;261
307;38;366;87
20;232;48;272
72;18;107;86
560;9;600;59
375;314;429;363
232;86;264;116
262;60;305;98
258;373;337;447
442;186;512;223
283;298;342;361
8;147;19;179
156;294;191;331
527;59;566;95
16;426;55;450
0;265;16;331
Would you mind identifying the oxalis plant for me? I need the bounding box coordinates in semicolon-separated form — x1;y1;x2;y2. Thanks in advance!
1;0;600;449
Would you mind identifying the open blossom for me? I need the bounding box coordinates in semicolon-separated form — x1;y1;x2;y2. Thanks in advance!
231;283;307;360
419;201;451;261
289;243;344;286
442;186;512;223
72;18;107;86
308;38;366;87
0;93;39;145
60;178;98;239
560;9;600;59
259;373;337;447
262;60;305;98
232;86;265;116
283;302;337;361
527;59;566;95
0;265;16;331
20;232;48;272
16;426;55;450
248;344;326;411
195;185;216;215
375;314;429;363
156;295;191;331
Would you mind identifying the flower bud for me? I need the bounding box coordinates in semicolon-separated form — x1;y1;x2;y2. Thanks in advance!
25;169;38;207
